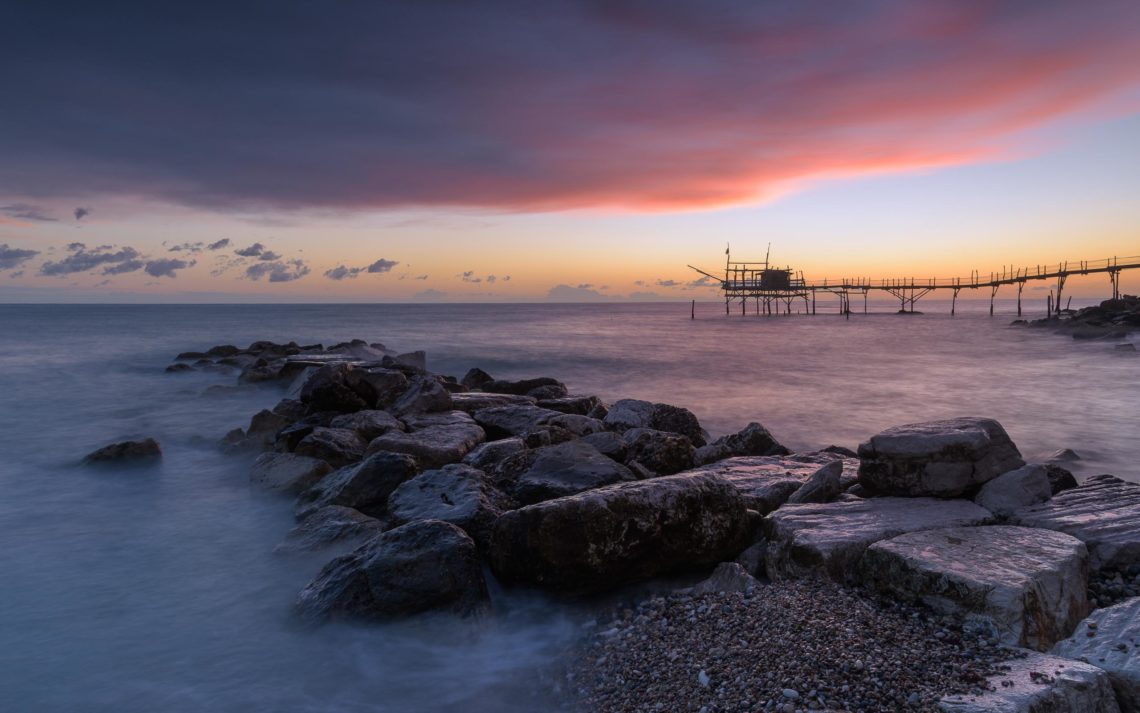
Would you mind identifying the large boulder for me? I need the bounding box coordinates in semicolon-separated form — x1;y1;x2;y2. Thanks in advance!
860;526;1089;650
472;404;565;439
693;422;788;465
763;497;992;580
275;505;385;554
938;650;1121;713
390;375;453;417
387;464;510;549
677;455;844;514
1053;597;1140;711
295;520;489;623
343;366;408;409
857;417;1025;497
488;472;752;592
496;439;636;504
482;376;568;399
536;395;602;416
295;451;419;519
329;409;404;441
294;427;367;468
975;464;1053;519
786;460;844;504
1012;475;1140;572
622;428;695;476
365;411;485;469
462;437;527;472
250;452;333;495
299;363;370;414
603;399;708;447
82;438;162;465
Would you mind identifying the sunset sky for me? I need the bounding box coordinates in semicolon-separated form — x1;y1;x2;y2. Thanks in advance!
1;1;1138;302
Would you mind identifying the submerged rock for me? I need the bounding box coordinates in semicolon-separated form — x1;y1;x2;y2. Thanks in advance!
693;422;788;465
763;497;992;580
295;520;488;623
861;526;1089;650
1053;597;1140;711
82;438;162;465
938;649;1121;713
857;417;1025;497
1013;474;1140;573
250;452;333;495
489;472;752;593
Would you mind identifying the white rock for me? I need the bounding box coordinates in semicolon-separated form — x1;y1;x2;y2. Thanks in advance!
975;465;1053;519
1053;597;1140;711
939;649;1120;712
860;526;1089;650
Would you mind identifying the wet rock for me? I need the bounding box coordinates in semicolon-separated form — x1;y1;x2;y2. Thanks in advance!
250;452;333;495
622;428;695;476
394;350;427;371
449;392;537;414
298;363;372;414
975;464;1053;519
1053;597;1140;711
1044;464;1079;495
483;376;568;399
460;367;494;390
388;464;510;549
764;497;992;580
82;438;162;465
165;362;193;373
461;437;526;472
240;408;294;449
537;395;603;416
693;422;788;464
857;417;1025;497
295;451;419;519
489;472;751;592
365;411;485;469
329;410;404;441
678;455;836;514
344;367;408;408
295;520;488;623
206;344;241;357
822;444;859;458
693;562;759;595
786;460;844;504
274;413;335;452
938;650;1121;713
1049;448;1082;463
390;375;453;417
472;404;565;439
294;427;367;468
1013;474;1140;573
497;439;636;504
275;505;384;554
861;526;1089;650
580;431;627;462
603;399;707;446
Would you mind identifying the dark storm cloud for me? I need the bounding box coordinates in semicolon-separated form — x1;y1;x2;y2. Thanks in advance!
246;259;310;282
208;238;231;250
0;244;40;270
1;2;1137;213
1;203;56;222
40;245;141;276
145;258;194;278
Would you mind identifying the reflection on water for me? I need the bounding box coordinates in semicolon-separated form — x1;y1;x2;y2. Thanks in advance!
0;302;1134;711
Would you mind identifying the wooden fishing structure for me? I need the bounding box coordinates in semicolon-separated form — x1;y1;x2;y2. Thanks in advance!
688;248;1140;318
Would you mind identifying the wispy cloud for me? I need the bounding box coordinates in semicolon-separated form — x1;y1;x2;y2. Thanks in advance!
207;238;230;251
1;203;56;222
0;244;40;270
145;258;194;278
40;245;141;276
246;258;310;283
234;242;266;257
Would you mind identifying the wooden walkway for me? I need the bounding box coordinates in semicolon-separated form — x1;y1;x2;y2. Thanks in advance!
689;255;1140;317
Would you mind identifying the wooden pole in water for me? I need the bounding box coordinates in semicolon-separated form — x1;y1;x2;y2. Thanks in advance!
691;299;695;320
1017;282;1023;317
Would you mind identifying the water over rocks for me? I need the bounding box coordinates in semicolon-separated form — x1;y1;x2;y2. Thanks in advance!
82;438;162;465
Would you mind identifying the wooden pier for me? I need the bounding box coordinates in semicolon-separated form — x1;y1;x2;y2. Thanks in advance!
688;251;1140;318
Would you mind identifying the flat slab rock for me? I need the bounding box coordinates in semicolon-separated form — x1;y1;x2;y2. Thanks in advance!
939;649;1121;713
679;454;858;515
366;411;485;469
1053;596;1140;712
1013;474;1140;572
860;526;1089;650
763;497;992;580
858;417;1025;497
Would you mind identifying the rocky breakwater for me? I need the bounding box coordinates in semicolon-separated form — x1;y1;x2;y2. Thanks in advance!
159;339;1140;710
1028;294;1140;342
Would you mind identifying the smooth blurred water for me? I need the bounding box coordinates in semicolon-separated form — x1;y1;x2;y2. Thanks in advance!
0;301;1136;712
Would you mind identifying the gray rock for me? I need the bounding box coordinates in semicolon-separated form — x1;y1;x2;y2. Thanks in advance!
343;366;408;409
390;376;453;417
275;505;384;554
1048;448;1082;463
693;422;788;465
787;460;844;504
462;437;527;472
544;413;606;438
482;377;567;398
329;409;404;441
1012;474;1140;572
536;395;603;416
82;438;162;465
250;452;333;495
693;562;759;595
299;363;370;414
734;541;767;578
394;350;427;371
938;649;1121;713
489;472;752;592
604;399;708;446
975;465;1053;519
387;464;509;549
857;417;1025;497
678;455;839;514
295;451;419;519
623;428;695;476
450;392;536;414
498;439;636;504
365;411;485;469
294;427;367;468
1044;464;1079;495
472;404;565;439
295;520;488;623
763;497;992;580
580;431;627;462
1053;597;1140;711
860;526;1089;650
460;367;494;390
241;407;293;449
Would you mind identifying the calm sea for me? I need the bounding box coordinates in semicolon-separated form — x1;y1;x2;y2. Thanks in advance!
0;301;1135;712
